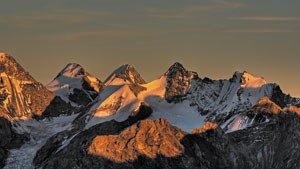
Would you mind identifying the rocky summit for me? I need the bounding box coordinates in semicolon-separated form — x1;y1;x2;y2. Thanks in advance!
0;52;300;169
0;53;53;119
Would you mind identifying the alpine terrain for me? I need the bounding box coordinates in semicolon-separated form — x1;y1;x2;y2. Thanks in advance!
0;52;300;169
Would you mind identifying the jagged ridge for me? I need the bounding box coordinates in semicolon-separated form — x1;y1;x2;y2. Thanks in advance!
0;52;299;169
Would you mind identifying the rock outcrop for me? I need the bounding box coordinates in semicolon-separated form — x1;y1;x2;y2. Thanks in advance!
0;117;29;168
165;62;198;102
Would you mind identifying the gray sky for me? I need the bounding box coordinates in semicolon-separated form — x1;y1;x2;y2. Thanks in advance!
0;0;299;96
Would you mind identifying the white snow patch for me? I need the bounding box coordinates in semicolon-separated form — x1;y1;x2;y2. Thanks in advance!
93;85;140;118
148;99;205;132
83;71;275;133
84;84;141;129
4;114;78;169
85;75;205;132
225;114;251;133
138;76;167;99
47;63;101;106
47;75;84;106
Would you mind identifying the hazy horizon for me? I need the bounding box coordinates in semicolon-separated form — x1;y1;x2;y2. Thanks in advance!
0;0;299;96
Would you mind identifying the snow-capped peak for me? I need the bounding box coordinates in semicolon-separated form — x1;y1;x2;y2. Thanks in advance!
57;63;86;78
232;71;266;88
47;63;103;106
105;64;145;85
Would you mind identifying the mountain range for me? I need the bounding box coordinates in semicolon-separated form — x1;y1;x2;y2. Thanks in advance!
0;52;300;169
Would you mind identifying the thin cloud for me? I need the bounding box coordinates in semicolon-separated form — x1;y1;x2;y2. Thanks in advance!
146;0;243;20
60;31;144;41
232;16;300;22
0;9;112;27
53;27;206;41
227;29;300;33
56;30;163;41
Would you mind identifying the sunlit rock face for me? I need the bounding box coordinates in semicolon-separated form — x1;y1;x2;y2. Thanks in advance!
192;122;218;134
34;107;234;169
239;71;267;89
287;106;300;116
88;119;185;163
0;53;53;118
33;104;155;169
251;97;283;114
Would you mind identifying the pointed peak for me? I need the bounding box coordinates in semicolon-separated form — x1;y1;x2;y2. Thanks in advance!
105;64;145;85
0;52;7;58
0;53;36;82
64;63;84;70
113;64;135;75
170;62;185;69
164;62;198;102
164;62;198;79
58;63;87;78
231;71;266;88
65;63;83;68
48;63;102;105
0;52;17;63
165;62;187;75
231;71;247;80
